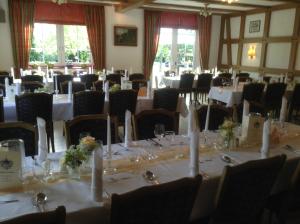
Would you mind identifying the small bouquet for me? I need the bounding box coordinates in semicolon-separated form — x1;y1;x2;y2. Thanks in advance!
109;84;121;92
79;136;98;155
63;145;87;169
219;119;236;149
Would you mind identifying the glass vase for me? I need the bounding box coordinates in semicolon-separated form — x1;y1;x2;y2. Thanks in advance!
67;166;80;180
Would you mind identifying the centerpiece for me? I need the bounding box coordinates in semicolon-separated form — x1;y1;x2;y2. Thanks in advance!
219;119;236;150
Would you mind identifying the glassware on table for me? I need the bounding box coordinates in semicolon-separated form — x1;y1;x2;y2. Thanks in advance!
154;124;165;141
164;131;175;145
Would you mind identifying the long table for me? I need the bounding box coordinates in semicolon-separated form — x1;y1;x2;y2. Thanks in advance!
3;95;188;121
1;124;300;223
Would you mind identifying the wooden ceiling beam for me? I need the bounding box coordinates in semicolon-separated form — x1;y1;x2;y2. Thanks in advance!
186;0;271;9
115;0;154;13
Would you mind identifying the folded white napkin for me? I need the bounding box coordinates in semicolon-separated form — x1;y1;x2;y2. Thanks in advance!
189;130;199;177
187;104;197;136
243;100;250;118
261;119;270;159
37;117;48;164
68;81;72;101
107;115;112;160
280;97;288;123
204;100;212;131
105;81;109;101
124;110;132;147
147;80;151;98
15;83;21;96
91;148;103;202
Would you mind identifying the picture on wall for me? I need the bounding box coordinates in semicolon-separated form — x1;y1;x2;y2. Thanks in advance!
249;20;261;33
114;26;137;46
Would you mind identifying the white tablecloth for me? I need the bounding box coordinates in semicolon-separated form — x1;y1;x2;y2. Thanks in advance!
208;86;243;107
161;76;197;88
3;95;188;122
1;124;300;223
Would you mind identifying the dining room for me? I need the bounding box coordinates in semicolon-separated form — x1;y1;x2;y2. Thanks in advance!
0;0;300;224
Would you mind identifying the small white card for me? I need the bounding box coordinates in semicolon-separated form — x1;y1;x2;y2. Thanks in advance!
0;146;22;190
241;114;264;145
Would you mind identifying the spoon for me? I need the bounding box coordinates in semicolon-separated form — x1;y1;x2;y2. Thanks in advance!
221;155;234;165
143;170;159;185
35;192;47;212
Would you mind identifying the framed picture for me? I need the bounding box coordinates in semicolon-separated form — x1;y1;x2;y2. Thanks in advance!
114;26;137;46
249;20;261;33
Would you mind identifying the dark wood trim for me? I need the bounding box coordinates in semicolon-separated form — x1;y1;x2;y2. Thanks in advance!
217;16;226;68
259;10;271;76
237;15;245;70
289;6;300;71
226;18;232;66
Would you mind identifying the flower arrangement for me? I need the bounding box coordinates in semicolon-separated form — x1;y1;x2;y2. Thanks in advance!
109;84;121;92
34;85;52;94
79;136;98;155
219;119;236;149
63;145;87;169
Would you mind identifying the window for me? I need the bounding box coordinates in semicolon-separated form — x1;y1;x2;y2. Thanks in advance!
30;23;92;65
153;28;197;77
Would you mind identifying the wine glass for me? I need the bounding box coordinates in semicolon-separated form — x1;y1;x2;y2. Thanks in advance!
154;124;165;141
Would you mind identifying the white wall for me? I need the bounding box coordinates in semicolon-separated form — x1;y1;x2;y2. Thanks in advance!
105;6;144;73
0;0;14;71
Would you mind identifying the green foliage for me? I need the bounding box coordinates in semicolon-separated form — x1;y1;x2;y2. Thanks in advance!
64;145;87;169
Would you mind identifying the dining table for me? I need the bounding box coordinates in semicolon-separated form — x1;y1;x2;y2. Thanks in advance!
2;94;188;122
1;122;300;224
161;76;198;88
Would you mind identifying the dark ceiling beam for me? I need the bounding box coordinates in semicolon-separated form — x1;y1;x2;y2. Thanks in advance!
185;0;271;9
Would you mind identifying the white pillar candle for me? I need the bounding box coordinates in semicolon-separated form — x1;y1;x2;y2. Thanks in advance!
261;119;270;159
64;66;68;75
20;68;23;77
280;97;288;123
107;115;112;160
204;100;211;131
55;75;58;92
91;65;94;74
111;67;114;73
10;67;15;79
68;81;72;101
88;67;92;74
91;148;103;202
190;131;199;177
38;66;41;73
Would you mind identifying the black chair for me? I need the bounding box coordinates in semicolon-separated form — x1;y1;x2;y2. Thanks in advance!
111;175;202;224
236;72;250;80
0;71;9;76
15;93;54;152
60;81;86;94
0;97;3;122
263;76;271;83
133;109;178;140
194;73;212;104
178;73;195;100
21;81;44;93
201;155;286;224
93;80;103;92
288;84;300;122
80;74;99;90
196;104;231;131
0;122;37;157
53;71;64;76
0;206;66;224
115;69;125;75
0;75;13;85
0;84;5;97
129;73;145;81
64;115;118;147
53;75;73;93
106;74;122;85
21;75;43;83
73;91;105;117
109;90;138;125
237;83;265;123
212;77;229;87
131;80;147;91
263;83;287;117
218;73;232;79
153;88;179;112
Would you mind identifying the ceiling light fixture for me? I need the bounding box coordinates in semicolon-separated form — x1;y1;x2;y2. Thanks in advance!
52;0;67;5
222;0;239;3
199;4;212;17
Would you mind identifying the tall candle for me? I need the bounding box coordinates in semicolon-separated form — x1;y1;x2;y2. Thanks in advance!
20;68;23;77
55;75;58;92
10;67;14;79
204;99;211;131
107;115;112;160
64;66;68;75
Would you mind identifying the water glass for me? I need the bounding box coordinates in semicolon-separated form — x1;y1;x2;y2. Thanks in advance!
154;124;165;141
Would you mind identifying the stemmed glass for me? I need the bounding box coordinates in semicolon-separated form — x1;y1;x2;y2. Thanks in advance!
154;124;165;141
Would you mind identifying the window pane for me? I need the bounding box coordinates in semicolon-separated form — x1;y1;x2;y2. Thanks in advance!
30;23;58;63
64;25;92;63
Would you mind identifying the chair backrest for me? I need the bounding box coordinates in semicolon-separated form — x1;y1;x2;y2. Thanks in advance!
218;73;232;79
179;73;195;90
21;81;44;93
242;83;265;102
0;75;13;85
1;206;66;224
106;74;122;85
212;77;228;87
15;93;53;124
210;155;286;224
264;83;287;110
263;76;271;83
196;73;212;91
290;83;300;109
289;160;300;211
53;71;64;76
196;104;231;131
133;109;178;140
64;115;118;147
0;71;9;76
93;80;103;92
153;88;179;112
0;97;3;122
60;81;86;94
73;91;105;117
0;122;37;157
236;73;250;78
115;69;125;75
111;175;202;224
129;73;145;81
80;74;99;90
0;84;5;97
21;75;43;83
109;90;138;124
131;80;147;91
53;75;73;93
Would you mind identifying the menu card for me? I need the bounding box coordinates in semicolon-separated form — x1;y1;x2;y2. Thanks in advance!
240;114;264;145
0;144;22;190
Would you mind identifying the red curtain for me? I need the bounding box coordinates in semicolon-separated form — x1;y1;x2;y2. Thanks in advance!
144;11;161;80
161;12;197;30
198;16;212;70
85;5;106;70
35;1;85;25
9;0;35;77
